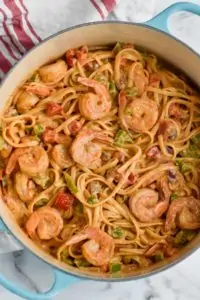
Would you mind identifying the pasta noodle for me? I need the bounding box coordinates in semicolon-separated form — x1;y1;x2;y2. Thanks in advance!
1;42;200;276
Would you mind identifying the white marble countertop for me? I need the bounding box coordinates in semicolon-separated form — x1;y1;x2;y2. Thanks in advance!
1;0;200;299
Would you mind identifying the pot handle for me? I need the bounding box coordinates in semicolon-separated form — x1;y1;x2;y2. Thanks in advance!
0;218;80;300
0;218;7;232
145;2;200;33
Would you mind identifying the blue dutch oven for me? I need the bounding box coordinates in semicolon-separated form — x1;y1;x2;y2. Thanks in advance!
0;2;200;299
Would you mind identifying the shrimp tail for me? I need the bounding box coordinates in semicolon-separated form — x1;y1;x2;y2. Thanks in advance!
78;77;98;90
6;148;28;175
65;232;89;246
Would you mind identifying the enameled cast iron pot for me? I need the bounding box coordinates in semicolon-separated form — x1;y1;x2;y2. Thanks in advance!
1;2;200;299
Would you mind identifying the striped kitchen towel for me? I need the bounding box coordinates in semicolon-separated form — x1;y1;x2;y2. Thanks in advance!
0;0;155;80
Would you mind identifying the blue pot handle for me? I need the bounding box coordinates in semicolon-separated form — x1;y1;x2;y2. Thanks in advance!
0;218;7;232
0;218;80;300
145;2;200;33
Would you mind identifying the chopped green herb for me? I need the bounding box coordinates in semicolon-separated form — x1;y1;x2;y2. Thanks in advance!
174;231;187;246
175;159;182;167
131;255;149;267
0;137;5;150
74;258;91;267
170;193;178;201
33;175;50;189
180;144;200;159
191;133;200;146
109;80;117;98
64;173;78;195
180;163;192;173
25;127;33;134
34;198;49;208
154;251;164;262
2;176;7;187
186;231;197;242
114;129;133;147
124;87;138;97
74;202;83;214
65;258;74;266
87;195;98;205
174;230;196;246
122;255;149;267
109;263;121;273
33;124;44;136
112;42;121;54
175;160;193;173
111;227;124;239
28;73;37;82
60;250;74;265
94;74;107;85
60;249;69;263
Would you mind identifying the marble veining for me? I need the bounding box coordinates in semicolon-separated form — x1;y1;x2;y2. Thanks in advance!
1;0;200;299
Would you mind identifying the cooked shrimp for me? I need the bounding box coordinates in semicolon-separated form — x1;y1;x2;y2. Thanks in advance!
65;226;115;266
145;242;177;258
145;243;163;257
51;144;73;169
118;92;158;132
6;148;28;175
25;207;63;240
38;60;67;84
18;146;49;177
6;146;49;177
129;179;170;222
165;197;200;232
70;129;108;169
15;172;36;202
78;77;112;120
25;82;52;97
16;91;39;113
3;194;28;225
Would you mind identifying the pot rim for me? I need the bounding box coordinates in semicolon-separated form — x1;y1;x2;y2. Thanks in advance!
0;20;200;281
1;19;200;89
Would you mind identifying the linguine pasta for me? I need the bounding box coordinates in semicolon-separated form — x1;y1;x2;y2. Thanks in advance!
1;43;200;276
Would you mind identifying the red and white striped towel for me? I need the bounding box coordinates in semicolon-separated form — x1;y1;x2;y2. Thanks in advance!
0;0;155;80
